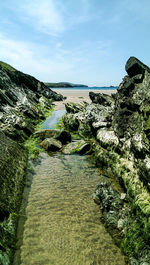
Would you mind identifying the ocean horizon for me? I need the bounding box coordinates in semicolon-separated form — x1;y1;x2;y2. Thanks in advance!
52;86;117;90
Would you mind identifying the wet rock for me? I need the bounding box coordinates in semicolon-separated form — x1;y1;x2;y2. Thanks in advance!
93;179;123;227
56;130;72;144
62;140;90;155
34;129;71;144
40;138;62;151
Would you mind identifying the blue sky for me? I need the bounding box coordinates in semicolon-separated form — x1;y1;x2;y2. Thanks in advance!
0;0;150;86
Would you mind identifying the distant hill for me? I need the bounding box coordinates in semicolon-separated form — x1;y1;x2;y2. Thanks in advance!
44;82;88;88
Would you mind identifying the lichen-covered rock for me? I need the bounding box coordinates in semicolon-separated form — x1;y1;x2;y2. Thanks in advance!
62;113;80;131
96;129;119;148
0;131;27;263
65;102;88;113
89;91;115;107
61;57;150;262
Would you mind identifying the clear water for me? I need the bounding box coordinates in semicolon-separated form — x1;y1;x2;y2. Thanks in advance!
13;110;126;265
41;110;66;130
14;153;126;265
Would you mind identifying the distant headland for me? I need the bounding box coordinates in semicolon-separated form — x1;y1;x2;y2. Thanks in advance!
44;82;88;88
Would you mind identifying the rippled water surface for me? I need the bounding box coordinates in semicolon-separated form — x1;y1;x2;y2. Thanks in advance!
14;152;126;265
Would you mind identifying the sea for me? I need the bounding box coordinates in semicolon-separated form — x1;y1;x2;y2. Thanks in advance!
52;86;117;90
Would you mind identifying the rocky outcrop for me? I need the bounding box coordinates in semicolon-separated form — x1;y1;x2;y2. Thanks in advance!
0;62;64;264
62;57;150;264
0;62;64;142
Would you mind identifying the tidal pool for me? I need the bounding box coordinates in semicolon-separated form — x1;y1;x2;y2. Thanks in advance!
13;110;126;265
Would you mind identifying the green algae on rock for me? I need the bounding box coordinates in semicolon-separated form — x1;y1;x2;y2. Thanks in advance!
61;57;150;264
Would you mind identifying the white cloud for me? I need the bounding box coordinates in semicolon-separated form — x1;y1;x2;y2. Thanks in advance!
18;0;65;36
0;34;74;81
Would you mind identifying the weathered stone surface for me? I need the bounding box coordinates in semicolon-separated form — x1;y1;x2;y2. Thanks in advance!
62;113;80;131
65;102;88;113
96;129;119;148
40;138;62;151
89;92;114;107
0;62;64;141
61;57;150;262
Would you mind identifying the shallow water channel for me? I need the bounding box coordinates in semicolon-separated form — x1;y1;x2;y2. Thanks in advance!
13;110;126;265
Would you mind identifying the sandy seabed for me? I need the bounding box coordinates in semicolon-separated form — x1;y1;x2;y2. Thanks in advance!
53;89;116;110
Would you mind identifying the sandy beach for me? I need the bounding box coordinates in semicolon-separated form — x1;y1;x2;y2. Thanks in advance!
53;89;116;110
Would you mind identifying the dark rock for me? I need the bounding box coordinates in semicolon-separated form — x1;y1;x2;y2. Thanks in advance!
0;62;65;140
89;92;114;107
34;129;71;144
125;56;150;77
40;138;62;151
56;130;71;144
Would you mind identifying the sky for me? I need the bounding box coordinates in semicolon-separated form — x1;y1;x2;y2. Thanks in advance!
0;0;150;86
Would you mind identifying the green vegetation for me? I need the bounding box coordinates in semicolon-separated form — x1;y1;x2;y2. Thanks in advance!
0;61;16;72
25;137;42;160
25;106;54;160
54;117;64;130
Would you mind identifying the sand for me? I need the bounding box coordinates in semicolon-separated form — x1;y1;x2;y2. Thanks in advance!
53;89;116;110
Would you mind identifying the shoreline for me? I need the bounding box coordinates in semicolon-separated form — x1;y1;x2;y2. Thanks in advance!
53;89;116;110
